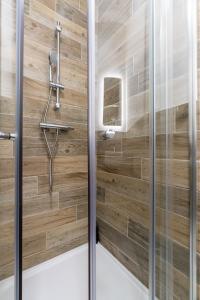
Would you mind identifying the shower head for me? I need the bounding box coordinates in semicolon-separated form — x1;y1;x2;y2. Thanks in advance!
49;51;57;67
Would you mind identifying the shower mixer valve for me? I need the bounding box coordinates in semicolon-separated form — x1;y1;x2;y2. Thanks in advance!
49;21;64;110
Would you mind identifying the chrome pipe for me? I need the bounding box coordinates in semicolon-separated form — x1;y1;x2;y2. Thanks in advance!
55;21;62;110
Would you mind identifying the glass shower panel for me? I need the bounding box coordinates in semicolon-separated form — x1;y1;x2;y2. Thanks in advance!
155;1;194;299
95;0;151;298
22;1;89;299
0;0;17;299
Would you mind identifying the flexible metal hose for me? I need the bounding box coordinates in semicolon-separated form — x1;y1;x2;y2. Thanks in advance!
41;87;60;192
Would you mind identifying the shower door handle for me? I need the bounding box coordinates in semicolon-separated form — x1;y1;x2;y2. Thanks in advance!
0;131;16;140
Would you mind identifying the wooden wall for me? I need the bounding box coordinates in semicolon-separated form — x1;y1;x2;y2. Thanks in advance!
0;0;88;280
96;0;200;299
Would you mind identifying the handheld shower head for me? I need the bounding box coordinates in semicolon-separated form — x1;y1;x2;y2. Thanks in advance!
49;51;57;67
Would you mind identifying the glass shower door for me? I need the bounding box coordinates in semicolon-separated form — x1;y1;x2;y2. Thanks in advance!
0;1;23;300
154;0;198;299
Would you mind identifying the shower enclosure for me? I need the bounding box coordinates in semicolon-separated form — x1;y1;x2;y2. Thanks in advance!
0;0;199;300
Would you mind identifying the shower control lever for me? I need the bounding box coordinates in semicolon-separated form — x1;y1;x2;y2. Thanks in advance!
0;131;16;140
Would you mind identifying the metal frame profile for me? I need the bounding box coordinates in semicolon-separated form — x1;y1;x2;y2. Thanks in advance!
149;0;156;299
15;0;24;300
87;1;97;300
188;0;198;299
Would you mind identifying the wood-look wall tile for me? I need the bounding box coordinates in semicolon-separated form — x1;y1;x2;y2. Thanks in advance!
56;0;87;29
0;141;14;158
0;177;38;224
105;189;150;225
97;202;128;235
37;0;56;10
23;234;87;273
59;187;88;208
156;184;190;219
23;137;87;157
81;44;87;63
23;233;47;257
99;234;149;288
142;158;190;189
23;192;59;217
23;207;76;238
122;136;149;158
97;218;149;271
97;155;142;179
25;16;81;60
96;138;122;156
79;0;87;14
0;96;16;115
0;159;14;179
128;218;149;248
53;155;87;174
0;233;46;268
97;170;150;203
46;219;87;249
0;238;14;267
31;0;87;45
25;0;30;14
0;114;15;133
175;103;189;132
97;186;105;202
77;203;88;220
38;172;87;194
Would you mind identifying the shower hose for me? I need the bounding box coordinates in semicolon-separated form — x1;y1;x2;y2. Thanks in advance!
41;87;60;192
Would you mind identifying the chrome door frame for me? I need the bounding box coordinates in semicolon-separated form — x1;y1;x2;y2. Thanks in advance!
87;1;96;300
15;0;24;300
188;1;198;299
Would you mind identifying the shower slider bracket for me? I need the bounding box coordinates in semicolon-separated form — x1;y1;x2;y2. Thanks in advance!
49;81;64;90
40;122;74;132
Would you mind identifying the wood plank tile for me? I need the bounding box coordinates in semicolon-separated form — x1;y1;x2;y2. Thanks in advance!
97;170;150;203
38;172;87;194
97;155;142;179
142;158;190;189
23;206;77;237
25;15;81;60
37;0;55;10
77;203;88;220
56;0;87;29
22;234;87;273
23;192;59;217
46;219;87;249
98;218;149;271
59;187;88;208
31;0;87;45
97;202;127;235
0;140;14;158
